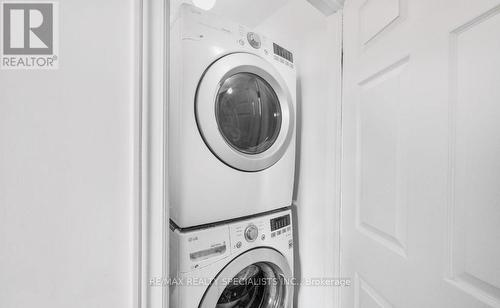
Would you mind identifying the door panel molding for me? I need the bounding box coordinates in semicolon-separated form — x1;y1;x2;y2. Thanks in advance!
446;4;500;307
354;273;394;308
355;56;410;258
358;0;406;48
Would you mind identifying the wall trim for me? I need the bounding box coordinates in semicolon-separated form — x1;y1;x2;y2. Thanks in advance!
140;0;169;307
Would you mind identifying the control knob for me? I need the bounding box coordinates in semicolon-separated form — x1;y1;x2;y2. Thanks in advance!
247;32;261;49
244;224;259;242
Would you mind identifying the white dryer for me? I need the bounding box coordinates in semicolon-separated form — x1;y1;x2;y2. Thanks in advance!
169;4;297;228
170;208;294;307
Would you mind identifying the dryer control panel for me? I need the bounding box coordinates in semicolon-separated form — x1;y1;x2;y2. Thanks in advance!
177;4;295;71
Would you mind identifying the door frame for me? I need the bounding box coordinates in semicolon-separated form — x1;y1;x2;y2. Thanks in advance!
327;8;345;308
140;0;169;307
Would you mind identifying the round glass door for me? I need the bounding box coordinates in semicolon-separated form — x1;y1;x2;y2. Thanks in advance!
199;248;293;308
215;262;286;308
196;53;295;172
215;73;282;155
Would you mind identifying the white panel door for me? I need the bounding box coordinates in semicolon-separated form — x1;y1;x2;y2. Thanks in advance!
342;0;500;307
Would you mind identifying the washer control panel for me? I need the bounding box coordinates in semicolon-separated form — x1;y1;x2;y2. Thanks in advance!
229;210;293;253
174;209;293;273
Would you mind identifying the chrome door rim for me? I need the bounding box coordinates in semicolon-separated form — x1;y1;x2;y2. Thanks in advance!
199;248;293;308
196;53;294;172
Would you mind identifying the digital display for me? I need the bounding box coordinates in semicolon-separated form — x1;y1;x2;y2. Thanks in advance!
270;214;291;231
273;43;293;63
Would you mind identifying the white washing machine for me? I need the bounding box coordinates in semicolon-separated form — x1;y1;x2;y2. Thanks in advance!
169;4;297;228
170;208;294;307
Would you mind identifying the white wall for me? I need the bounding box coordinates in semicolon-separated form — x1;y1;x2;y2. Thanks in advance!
256;1;343;306
0;1;142;307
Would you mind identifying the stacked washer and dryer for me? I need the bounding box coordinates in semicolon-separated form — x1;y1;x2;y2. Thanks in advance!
169;4;297;307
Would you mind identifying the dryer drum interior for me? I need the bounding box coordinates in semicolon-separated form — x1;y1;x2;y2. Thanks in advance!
215;72;282;156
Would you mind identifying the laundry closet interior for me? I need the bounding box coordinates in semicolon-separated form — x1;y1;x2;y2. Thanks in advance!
166;0;341;307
